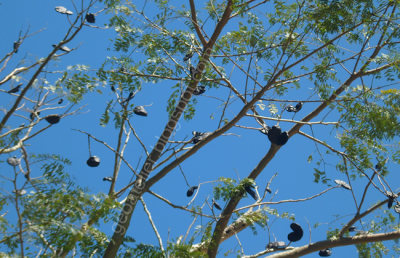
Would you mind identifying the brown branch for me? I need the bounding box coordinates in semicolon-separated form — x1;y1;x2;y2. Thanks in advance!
264;231;400;258
234;186;338;212
338;194;393;237
189;0;207;47
191;209;264;253
147;190;214;218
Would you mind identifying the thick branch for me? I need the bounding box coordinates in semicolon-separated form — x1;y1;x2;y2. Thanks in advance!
264;231;400;258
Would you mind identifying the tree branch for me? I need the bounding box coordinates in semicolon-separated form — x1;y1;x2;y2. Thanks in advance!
189;0;207;47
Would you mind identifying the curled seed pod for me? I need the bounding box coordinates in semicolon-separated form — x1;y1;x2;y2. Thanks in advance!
349;226;357;232
186;186;198;197
277;131;289;146
267;125;289;146
287;223;303;242
87;156;100;167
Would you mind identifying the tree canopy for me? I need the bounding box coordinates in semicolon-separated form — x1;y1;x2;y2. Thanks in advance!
1;0;400;257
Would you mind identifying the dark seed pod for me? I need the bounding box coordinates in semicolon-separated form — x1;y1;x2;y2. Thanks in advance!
319;249;332;257
120;67;127;73
245;186;258;201
7;156;20;166
386;191;397;209
86;13;95;23
30;111;40;121
7;83;22;94
193;86;206;95
386;191;398;199
285;105;295;112
52;44;71;52
287;223;303;242
294;102;303;112
266;241;286;249
267;125;289;146
87;156;100;167
388;198;394;209
192;131;211;144
212;198;221;210
334;179;351;190
55;6;73;15
58;98;63;104
375;163;382;171
267;125;281;145
122;92;134;103
277;131;289;146
133;106;148;116
349;226;356;232
187;186;199;197
111;85;115;92
13;41;20;53
103;177;113;182
183;52;194;61
12;189;27;196
265;186;272;194
45;115;60;125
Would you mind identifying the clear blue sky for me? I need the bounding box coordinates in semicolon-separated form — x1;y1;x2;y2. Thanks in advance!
1;0;400;257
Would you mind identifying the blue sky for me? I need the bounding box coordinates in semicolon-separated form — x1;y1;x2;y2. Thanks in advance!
1;0;400;257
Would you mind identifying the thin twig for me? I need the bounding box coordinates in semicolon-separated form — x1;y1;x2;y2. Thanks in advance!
139;197;164;252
